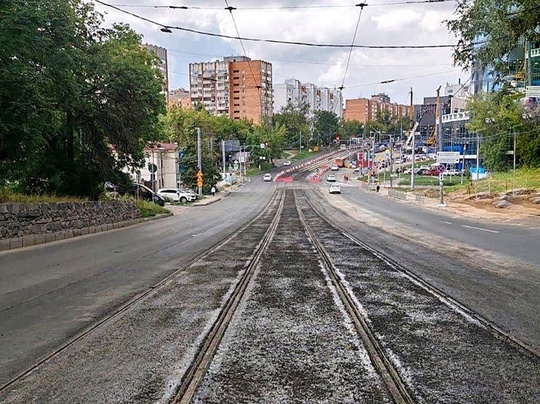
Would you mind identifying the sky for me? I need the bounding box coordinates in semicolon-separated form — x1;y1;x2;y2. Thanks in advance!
92;0;469;106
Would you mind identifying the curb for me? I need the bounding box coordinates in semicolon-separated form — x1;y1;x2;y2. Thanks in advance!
0;212;172;253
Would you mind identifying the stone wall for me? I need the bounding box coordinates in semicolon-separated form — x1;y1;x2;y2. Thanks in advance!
0;200;145;251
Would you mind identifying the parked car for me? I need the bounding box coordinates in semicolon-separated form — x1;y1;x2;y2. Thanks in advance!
282;160;292;166
424;168;441;176
442;169;459;176
263;173;273;182
327;174;337;182
182;188;199;199
120;184;166;206
329;184;341;194
157;188;196;203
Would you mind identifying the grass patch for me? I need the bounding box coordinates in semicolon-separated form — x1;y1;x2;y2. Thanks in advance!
0;189;87;204
135;200;169;217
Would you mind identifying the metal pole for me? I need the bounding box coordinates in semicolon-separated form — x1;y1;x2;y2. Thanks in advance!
371;136;375;189
389;136;393;189
461;144;466;185
410;129;415;190
513;129;516;195
476;132;480;181
197;127;202;195
222;140;226;181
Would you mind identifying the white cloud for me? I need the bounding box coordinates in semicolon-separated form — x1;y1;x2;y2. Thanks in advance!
92;0;467;105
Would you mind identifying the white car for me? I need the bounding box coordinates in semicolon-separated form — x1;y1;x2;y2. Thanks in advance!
329;184;341;194
263;173;273;182
327;174;336;182
157;188;196;203
330;164;339;171
282;160;292;166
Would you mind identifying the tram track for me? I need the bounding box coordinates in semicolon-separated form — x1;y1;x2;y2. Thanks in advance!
295;189;415;404
171;190;286;403
0;190;285;399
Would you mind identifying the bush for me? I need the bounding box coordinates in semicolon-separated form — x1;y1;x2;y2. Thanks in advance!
135;200;169;217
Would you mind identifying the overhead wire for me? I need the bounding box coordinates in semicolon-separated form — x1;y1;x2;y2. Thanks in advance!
93;0;467;50
108;1;457;10
339;3;366;91
223;0;265;118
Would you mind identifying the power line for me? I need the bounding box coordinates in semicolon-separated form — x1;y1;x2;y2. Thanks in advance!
94;0;466;50
108;1;457;10
339;3;367;91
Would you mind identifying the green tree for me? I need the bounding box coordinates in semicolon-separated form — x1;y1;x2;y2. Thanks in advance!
273;100;310;149
313;110;339;146
447;0;540;74
339;120;364;141
0;0;165;198
466;91;524;171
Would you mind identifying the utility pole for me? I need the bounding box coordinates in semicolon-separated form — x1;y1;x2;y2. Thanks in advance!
221;139;226;181
389;136;394;189
409;88;415;190
436;85;442;153
197;127;202;195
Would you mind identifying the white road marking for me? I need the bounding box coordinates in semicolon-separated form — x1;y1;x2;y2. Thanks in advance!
439;220;453;225
461;225;499;234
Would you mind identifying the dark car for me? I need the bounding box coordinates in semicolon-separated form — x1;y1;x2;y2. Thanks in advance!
116;183;166;206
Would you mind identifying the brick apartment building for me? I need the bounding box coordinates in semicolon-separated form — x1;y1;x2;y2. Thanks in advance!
343;93;411;123
189;56;273;124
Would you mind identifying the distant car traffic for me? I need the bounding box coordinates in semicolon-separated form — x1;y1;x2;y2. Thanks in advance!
282;160;292;166
263;173;273;182
327;174;336;182
330;164;339;171
329;184;341;194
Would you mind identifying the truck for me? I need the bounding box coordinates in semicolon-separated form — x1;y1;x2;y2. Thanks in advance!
335;157;346;167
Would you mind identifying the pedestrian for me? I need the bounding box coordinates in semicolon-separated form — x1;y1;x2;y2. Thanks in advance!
211;185;216;196
376;182;380;192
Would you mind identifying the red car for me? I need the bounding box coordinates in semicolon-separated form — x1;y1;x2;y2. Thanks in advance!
424;168;441;176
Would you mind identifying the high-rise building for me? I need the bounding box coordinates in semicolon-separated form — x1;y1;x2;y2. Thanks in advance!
343;94;411;123
168;88;191;109
142;44;169;103
189;56;273;124
274;78;343;117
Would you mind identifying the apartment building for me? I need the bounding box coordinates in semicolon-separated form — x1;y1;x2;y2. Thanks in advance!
142;44;169;103
189;56;273;124
343;93;411;123
168;88;191;109
274;78;343;117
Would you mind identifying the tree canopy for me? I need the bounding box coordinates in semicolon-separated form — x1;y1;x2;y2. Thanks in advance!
448;0;540;74
0;0;165;198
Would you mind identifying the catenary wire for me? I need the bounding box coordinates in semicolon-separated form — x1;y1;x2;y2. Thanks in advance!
339;3;366;91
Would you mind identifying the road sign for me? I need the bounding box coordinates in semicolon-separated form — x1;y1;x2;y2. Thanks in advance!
438;164;445;173
197;180;203;187
147;163;158;173
436;151;460;164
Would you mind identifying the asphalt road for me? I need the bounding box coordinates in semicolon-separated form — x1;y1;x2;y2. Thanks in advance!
340;185;540;266
0;184;274;386
2;168;540;391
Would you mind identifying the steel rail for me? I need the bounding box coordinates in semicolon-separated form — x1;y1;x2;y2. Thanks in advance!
0;190;284;395
170;189;286;403
306;188;540;360
295;189;415;404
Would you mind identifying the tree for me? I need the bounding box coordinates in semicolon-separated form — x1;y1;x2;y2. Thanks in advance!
313;110;339;146
447;0;540;75
0;0;165;198
466;90;535;171
273;100;310;149
340;120;364;141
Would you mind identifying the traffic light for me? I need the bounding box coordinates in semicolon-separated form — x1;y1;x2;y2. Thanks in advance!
196;170;203;187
